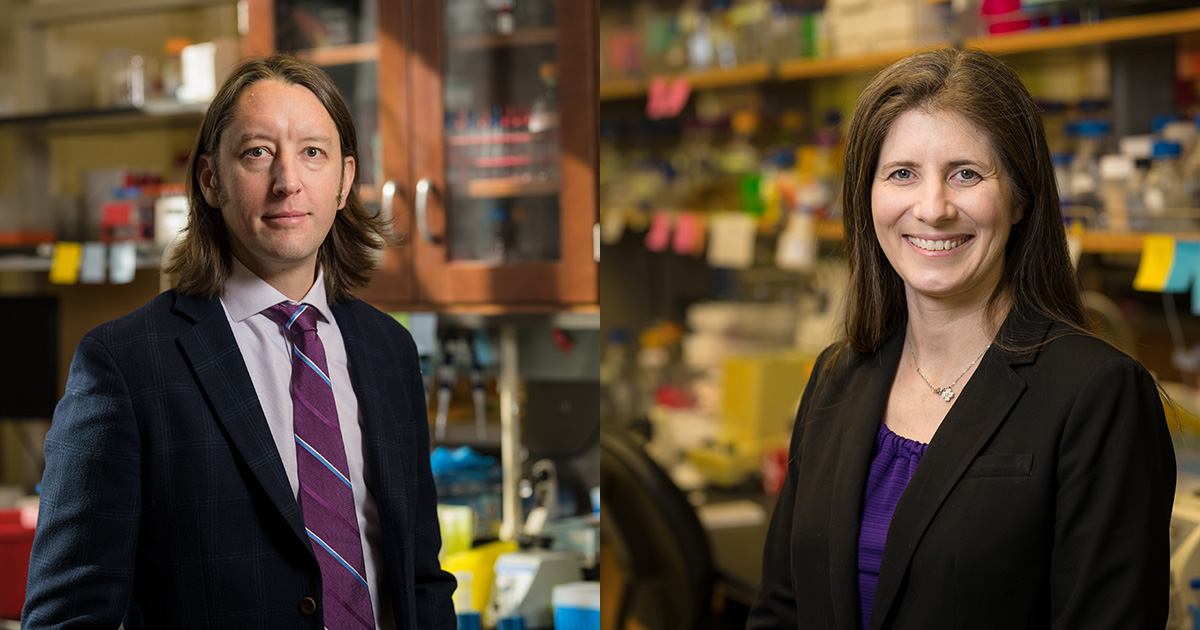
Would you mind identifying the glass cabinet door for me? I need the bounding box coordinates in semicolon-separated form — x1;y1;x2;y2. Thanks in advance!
247;0;596;307
247;0;414;304
441;0;560;265
270;0;382;200
410;0;597;306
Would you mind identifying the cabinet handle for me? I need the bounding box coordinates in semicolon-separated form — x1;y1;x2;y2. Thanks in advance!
415;177;437;244
379;180;396;236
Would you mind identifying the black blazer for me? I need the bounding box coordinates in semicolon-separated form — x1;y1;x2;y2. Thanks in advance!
748;311;1176;629
23;290;456;629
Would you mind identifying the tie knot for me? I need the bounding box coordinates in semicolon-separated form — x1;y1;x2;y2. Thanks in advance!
266;302;321;335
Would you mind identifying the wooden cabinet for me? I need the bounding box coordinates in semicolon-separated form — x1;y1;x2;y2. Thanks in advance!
246;0;598;312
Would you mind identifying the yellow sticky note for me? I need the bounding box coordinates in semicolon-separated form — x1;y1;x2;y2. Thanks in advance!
1133;235;1175;292
49;242;83;285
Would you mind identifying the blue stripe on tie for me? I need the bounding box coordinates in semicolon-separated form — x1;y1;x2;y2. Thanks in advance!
307;529;370;590
287;304;307;329
294;346;332;386
295;435;353;489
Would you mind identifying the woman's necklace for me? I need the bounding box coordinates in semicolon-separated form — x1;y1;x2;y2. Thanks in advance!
906;337;990;403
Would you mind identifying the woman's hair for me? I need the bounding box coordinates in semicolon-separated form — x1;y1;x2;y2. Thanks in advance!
838;47;1087;354
164;53;390;303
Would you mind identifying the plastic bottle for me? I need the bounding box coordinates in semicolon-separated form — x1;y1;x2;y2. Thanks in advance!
453;571;482;630
1127;157;1152;231
1099;154;1133;232
1067;119;1111;215
1184;117;1200;208
681;0;713;70
527;62;560;181
1052;152;1073;207
1143;140;1186;220
720;110;763;216
601;327;636;425
161;37;191;101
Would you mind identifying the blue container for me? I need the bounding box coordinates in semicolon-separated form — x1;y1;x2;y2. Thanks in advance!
552;582;600;630
456;611;481;630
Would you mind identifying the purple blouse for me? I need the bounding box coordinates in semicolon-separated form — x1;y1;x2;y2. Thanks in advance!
858;423;928;630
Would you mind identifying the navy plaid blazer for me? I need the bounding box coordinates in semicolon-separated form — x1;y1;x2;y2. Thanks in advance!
22;289;456;629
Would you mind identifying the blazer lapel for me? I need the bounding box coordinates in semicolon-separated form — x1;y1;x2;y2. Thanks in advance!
172;292;308;547
868;314;1049;630
828;331;906;630
331;302;404;505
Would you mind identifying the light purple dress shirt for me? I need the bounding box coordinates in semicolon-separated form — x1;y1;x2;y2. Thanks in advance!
220;258;394;629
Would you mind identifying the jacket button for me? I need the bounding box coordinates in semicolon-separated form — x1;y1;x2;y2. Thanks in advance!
300;597;317;615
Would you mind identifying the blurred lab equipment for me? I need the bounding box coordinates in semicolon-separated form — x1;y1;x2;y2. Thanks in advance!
489;549;583;629
1171;481;1200;629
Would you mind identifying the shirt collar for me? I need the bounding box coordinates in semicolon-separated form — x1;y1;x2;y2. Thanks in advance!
222;257;334;325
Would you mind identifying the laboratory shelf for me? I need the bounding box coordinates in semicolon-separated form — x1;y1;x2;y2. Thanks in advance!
966;7;1200;56
599;6;1200;101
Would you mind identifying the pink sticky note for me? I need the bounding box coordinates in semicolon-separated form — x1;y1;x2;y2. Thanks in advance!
672;211;700;255
646;77;691;120
644;210;672;252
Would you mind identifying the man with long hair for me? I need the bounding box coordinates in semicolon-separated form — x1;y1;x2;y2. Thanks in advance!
23;55;455;630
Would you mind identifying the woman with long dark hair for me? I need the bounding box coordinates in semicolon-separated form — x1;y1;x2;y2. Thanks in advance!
748;48;1175;629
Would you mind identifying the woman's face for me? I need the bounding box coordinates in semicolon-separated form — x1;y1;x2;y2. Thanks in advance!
871;108;1022;310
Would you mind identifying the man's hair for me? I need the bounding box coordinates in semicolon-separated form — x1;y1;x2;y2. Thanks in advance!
164;53;389;302
838;47;1087;354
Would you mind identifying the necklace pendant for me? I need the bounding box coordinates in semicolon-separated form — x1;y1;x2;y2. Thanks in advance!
937;387;954;402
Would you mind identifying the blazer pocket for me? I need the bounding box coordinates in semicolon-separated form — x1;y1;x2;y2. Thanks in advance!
962;453;1034;479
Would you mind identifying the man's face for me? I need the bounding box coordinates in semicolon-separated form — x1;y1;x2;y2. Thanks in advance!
198;79;354;282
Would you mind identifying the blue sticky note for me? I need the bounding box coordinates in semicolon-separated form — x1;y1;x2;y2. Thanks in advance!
1192;272;1200;316
1166;240;1200;293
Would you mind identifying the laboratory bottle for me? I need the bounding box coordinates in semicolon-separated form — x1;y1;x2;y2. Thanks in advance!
1067;119;1111;216
1099;154;1133;232
1184;117;1200;207
1143;140;1186;219
1126;158;1152;231
672;118;719;209
527;62;559;181
1052;152;1073;207
720;110;763;215
680;0;714;70
601;327;636;426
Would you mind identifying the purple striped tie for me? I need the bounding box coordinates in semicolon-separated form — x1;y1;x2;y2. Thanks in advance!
267;302;375;629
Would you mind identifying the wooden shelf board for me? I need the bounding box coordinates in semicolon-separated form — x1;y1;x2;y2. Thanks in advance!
599;61;771;101
295;42;379;67
967;8;1200;56
452;27;557;51
466;178;560;198
777;44;949;81
813;219;845;241
15;0;230;24
0;102;208;131
599;77;649;101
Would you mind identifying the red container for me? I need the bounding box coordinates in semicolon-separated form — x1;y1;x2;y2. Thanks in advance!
0;509;34;620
